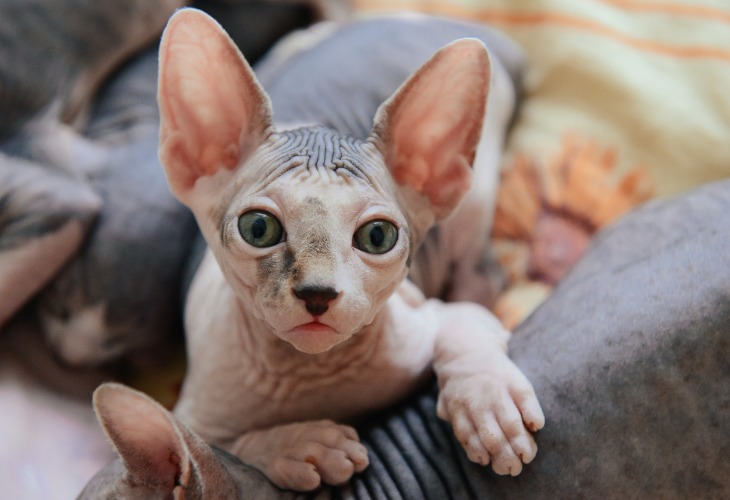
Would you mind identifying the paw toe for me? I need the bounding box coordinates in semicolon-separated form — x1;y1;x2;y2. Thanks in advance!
491;453;523;476
274;458;321;491
317;451;357;485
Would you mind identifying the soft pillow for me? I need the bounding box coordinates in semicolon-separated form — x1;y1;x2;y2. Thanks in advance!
356;0;730;325
356;0;730;196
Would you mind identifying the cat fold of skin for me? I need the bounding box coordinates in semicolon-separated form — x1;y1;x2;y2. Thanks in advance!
158;8;544;491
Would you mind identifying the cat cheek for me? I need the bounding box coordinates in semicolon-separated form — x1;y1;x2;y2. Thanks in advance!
367;267;410;315
253;296;289;329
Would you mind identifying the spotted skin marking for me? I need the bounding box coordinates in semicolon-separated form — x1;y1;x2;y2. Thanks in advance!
256;248;298;300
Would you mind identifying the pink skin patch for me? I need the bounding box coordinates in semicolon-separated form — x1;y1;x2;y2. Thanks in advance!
281;320;346;354
293;321;334;334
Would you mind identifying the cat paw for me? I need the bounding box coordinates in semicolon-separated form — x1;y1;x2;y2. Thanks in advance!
436;357;544;476
234;420;369;491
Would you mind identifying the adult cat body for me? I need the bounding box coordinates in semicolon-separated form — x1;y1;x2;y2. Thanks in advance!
159;9;543;491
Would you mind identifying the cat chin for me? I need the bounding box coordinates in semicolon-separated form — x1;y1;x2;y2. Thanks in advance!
278;323;351;355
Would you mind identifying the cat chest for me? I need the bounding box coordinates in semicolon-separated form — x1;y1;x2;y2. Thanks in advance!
177;333;434;445
252;358;432;424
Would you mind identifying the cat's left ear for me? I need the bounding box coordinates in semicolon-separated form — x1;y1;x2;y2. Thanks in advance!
157;8;272;206
93;383;193;493
90;383;238;498
372;38;491;234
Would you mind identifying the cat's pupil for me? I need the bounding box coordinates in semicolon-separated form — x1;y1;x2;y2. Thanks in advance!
251;217;267;239
370;226;385;247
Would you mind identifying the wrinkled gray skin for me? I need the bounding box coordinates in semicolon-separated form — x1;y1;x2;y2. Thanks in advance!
0;0;184;186
0;0;184;347
34;47;198;367
5;2;726;496
80;179;730;498
83;13;730;498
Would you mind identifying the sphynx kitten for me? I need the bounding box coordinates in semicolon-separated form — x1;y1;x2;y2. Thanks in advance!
159;9;544;491
82;179;730;498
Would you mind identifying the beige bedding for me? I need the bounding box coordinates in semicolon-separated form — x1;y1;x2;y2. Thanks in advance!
356;0;730;324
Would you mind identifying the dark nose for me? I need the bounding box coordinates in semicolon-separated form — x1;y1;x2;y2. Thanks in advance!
293;285;340;316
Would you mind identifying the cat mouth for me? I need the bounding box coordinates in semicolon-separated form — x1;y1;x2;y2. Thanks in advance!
281;320;346;354
291;321;336;335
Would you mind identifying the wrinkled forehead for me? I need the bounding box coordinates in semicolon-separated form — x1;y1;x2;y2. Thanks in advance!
261;128;397;218
211;126;396;228
255;126;388;186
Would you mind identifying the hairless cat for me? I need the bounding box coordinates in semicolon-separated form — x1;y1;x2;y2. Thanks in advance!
81;178;730;497
155;9;543;490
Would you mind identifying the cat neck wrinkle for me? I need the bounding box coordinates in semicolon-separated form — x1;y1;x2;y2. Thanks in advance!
235;300;389;398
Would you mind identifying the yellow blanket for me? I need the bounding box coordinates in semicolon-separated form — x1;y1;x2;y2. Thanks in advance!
356;0;730;325
356;0;730;196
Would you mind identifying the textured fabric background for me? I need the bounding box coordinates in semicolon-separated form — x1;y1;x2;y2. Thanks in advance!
356;0;730;197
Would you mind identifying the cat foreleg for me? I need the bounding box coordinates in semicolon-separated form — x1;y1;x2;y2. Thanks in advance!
430;302;544;475
230;420;369;491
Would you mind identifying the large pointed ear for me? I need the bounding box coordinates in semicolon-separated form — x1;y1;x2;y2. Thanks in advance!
93;383;193;492
372;38;491;233
157;8;272;205
93;382;239;497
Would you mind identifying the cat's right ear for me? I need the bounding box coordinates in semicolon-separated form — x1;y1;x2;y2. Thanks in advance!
157;8;272;206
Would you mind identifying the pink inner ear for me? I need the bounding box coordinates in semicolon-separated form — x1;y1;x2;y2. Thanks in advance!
95;384;189;489
158;9;271;192
378;39;490;215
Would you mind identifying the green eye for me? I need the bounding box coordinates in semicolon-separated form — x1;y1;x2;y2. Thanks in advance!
354;220;398;254
238;211;283;248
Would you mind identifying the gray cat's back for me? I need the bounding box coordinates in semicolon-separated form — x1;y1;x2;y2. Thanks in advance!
255;15;524;140
35;46;198;366
0;0;183;331
0;0;183;138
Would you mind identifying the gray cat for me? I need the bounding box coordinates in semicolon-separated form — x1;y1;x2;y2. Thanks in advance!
0;0;183;339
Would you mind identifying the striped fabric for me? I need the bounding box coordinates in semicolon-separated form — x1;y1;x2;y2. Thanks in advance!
355;0;730;196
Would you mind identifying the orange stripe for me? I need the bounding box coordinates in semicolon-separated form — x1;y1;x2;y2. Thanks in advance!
481;10;730;62
597;0;730;24
354;0;730;63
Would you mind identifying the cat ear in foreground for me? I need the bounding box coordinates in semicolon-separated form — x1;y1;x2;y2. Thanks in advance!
157;8;272;206
372;38;491;237
81;382;238;498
